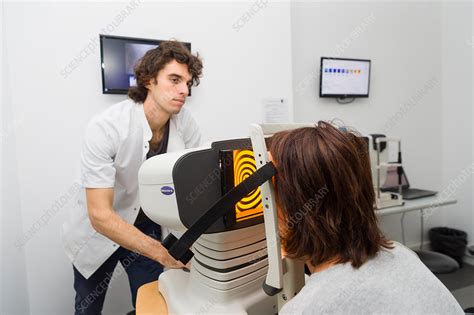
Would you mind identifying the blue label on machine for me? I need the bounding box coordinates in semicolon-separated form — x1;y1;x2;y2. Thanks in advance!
161;186;175;195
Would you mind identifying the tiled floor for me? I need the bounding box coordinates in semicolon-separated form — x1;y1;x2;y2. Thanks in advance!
436;264;474;310
451;285;474;310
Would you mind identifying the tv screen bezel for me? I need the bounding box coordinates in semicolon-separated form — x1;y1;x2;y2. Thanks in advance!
99;34;191;95
319;57;371;98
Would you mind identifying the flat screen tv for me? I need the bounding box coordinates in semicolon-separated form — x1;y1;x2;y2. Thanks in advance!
319;57;371;98
100;35;191;94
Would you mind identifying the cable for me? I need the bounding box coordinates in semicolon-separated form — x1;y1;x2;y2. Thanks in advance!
336;97;355;104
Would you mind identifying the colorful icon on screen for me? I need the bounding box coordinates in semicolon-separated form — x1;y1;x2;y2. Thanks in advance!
324;68;364;74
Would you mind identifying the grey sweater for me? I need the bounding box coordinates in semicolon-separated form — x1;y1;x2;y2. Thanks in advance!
280;242;463;315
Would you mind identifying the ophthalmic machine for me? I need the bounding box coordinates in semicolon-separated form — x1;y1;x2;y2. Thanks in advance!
366;134;404;209
138;124;404;314
138;124;310;314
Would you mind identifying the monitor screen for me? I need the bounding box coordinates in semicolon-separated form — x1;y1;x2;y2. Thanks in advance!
100;35;191;94
319;57;371;98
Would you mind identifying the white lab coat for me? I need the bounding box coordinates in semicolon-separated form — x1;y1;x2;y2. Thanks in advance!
61;99;201;279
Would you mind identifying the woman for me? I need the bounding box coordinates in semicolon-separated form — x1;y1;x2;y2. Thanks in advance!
270;121;463;314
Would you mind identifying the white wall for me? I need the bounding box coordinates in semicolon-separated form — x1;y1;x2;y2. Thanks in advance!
1;0;31;314
2;1;292;314
1;1;3;310
440;1;473;246
290;1;472;248
290;1;443;246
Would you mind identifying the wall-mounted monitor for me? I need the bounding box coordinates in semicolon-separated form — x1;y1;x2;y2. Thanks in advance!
319;57;371;98
100;35;191;94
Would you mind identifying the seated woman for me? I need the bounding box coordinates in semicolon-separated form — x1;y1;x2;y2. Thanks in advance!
269;121;463;314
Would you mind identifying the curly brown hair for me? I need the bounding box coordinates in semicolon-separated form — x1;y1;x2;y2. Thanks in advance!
128;40;203;103
270;121;392;268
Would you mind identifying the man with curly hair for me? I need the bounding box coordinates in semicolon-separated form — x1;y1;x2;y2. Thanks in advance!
62;40;203;314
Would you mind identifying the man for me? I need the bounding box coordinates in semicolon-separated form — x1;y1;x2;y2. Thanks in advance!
62;40;203;314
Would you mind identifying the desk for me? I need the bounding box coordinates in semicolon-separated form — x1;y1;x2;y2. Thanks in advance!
376;196;457;247
136;281;167;315
376;196;457;216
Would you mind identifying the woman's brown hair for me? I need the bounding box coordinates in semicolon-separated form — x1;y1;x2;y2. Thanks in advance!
270;121;392;268
128;40;203;103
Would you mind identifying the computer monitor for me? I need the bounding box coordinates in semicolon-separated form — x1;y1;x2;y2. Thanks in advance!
319;57;371;98
100;35;191;94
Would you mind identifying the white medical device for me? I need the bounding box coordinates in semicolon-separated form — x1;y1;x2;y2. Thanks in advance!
138;124;310;314
366;135;404;209
138;124;403;314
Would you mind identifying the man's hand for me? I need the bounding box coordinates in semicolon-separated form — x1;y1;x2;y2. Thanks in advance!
148;238;186;269
86;188;185;268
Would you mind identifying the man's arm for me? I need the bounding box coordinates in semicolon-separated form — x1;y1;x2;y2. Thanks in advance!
86;187;184;269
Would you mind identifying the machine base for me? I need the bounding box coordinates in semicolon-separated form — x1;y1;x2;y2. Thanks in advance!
159;267;277;314
376;192;404;209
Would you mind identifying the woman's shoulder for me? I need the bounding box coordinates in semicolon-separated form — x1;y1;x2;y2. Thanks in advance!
281;242;463;314
379;241;418;258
